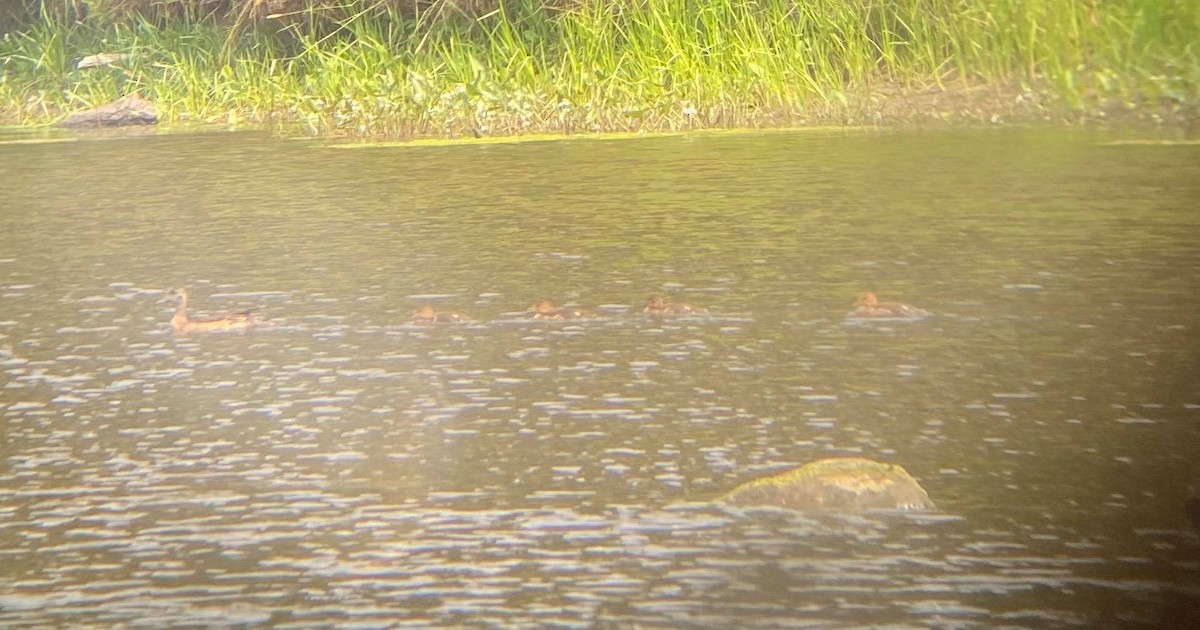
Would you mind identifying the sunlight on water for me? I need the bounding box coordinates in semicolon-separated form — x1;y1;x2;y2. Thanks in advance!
1;129;1199;626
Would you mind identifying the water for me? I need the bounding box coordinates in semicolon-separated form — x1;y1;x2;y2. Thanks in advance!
1;129;1199;627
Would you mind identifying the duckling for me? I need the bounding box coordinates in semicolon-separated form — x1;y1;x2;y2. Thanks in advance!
162;288;258;333
531;299;591;320
851;292;930;318
412;305;471;324
643;295;704;315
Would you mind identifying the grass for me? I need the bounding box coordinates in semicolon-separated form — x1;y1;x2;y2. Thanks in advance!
1;0;1197;138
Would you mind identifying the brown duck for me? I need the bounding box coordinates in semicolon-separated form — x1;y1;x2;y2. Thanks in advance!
412;305;471;324
531;299;592;320
643;295;703;315
162;288;258;333
851;292;930;318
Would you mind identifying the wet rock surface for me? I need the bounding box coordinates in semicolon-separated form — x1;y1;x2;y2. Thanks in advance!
722;457;934;512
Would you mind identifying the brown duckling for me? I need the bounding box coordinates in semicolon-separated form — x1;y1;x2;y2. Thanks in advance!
531;299;592;320
412;305;471;324
643;295;704;315
851;292;930;318
162;288;258;333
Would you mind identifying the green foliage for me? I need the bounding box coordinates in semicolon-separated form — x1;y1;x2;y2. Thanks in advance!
1;0;1196;135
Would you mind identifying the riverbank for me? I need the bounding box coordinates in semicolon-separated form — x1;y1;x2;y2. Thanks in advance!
2;1;1196;138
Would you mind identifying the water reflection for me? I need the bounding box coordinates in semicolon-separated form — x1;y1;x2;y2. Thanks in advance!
1;129;1198;626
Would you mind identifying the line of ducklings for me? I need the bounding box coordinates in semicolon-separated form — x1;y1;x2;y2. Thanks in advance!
162;288;928;333
386;295;708;325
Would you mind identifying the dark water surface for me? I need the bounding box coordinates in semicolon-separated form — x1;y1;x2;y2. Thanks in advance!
1;129;1198;627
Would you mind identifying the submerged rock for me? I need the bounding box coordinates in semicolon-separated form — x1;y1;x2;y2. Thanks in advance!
59;94;157;128
722;457;933;512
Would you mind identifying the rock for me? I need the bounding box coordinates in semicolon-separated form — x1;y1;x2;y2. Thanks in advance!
721;457;934;512
59;94;157;128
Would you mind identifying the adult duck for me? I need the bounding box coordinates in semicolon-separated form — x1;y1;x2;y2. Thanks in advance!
531;299;591;320
162;288;258;333
643;295;703;315
412;305;471;324
850;292;930;318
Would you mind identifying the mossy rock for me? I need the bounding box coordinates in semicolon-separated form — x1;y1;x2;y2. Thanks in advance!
722;457;933;513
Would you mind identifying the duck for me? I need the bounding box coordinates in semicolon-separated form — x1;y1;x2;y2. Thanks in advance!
412;305;471;324
643;295;703;315
850;292;930;318
531;299;591;320
162;288;258;333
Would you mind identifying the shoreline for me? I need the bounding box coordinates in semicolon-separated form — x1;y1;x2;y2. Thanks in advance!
2;1;1196;140
3;75;1194;141
2;86;1192;146
4;121;1196;152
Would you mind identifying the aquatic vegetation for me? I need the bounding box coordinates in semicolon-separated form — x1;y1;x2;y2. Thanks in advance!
1;1;1196;136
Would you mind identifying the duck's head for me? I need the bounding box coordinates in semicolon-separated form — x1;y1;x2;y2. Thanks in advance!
160;287;188;303
412;305;435;319
532;299;558;315
646;295;666;310
857;292;879;307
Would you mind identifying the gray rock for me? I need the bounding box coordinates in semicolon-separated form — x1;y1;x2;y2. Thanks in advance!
59;94;157;128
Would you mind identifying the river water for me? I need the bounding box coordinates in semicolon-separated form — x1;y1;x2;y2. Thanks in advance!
1;129;1198;627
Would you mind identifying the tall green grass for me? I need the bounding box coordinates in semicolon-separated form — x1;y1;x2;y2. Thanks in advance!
2;0;1196;136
